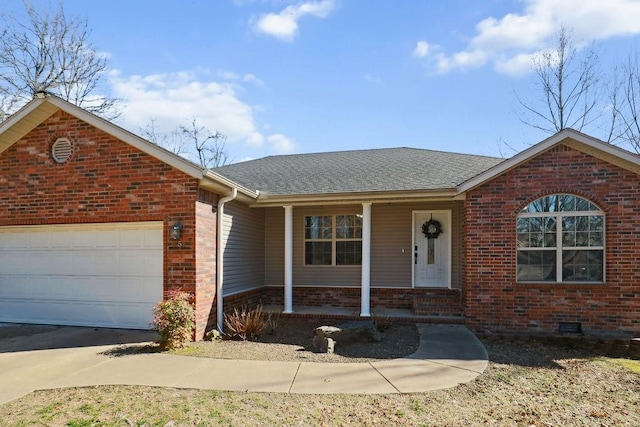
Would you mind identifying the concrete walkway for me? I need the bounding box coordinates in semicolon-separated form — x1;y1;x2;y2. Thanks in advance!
0;324;488;405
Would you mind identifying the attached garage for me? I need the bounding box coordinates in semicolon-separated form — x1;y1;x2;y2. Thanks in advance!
0;222;163;329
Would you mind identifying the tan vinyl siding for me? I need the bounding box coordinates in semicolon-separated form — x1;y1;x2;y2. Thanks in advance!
265;207;284;285
264;201;463;289
370;201;462;289
222;201;265;296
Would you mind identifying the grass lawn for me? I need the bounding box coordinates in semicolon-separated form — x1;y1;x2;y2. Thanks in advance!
0;338;638;426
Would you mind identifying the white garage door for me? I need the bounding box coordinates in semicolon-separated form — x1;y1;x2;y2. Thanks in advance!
0;222;163;329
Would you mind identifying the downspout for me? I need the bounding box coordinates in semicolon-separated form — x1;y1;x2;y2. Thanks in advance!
216;187;237;332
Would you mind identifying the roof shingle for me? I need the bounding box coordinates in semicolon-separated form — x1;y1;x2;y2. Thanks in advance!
213;147;504;196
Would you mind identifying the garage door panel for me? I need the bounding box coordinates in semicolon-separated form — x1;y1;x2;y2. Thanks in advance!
71;229;97;247
28;251;52;274
96;229;119;247
0;222;163;329
143;251;164;273
49;251;73;274
143;228;163;247
0;276;52;298
120;228;147;247
28;231;51;248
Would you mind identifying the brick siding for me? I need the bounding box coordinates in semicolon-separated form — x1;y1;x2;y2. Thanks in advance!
0;110;218;340
464;143;640;336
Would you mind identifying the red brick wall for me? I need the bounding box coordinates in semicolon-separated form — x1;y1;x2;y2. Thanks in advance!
464;143;640;336
195;192;218;337
0;110;214;338
231;285;453;310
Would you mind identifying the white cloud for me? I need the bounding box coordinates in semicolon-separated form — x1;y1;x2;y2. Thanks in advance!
252;0;335;42
267;133;295;153
413;41;430;58
219;71;264;86
109;70;265;148
416;0;640;76
247;131;265;146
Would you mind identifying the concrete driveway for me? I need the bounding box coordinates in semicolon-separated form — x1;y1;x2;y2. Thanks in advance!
0;324;158;404
0;323;488;404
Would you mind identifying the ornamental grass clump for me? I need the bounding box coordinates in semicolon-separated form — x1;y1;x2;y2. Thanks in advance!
152;290;195;350
224;305;269;340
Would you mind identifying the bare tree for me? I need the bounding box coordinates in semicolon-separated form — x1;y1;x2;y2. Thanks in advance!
141;118;229;169
0;1;120;120
516;27;601;135
609;51;640;152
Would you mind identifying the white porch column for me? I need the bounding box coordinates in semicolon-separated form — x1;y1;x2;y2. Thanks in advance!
283;205;293;313
361;202;372;317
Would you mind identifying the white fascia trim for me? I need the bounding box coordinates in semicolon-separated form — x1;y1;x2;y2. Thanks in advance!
252;189;458;207
204;170;259;199
0;98;46;134
457;128;640;194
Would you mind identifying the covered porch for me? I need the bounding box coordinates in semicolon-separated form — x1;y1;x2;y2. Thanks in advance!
261;199;465;318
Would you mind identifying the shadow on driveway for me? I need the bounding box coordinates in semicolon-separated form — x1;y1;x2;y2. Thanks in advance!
0;323;158;353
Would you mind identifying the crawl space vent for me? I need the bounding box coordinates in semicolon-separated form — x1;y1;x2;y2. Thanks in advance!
51;138;72;163
558;322;582;334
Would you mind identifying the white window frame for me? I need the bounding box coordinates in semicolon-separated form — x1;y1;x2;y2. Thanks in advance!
517;195;605;283
304;214;362;266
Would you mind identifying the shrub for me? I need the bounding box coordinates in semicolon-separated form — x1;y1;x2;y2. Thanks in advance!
204;328;222;341
224;305;269;340
263;310;280;335
152;290;195;350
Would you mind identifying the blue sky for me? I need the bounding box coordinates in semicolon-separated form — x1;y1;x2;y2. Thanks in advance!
5;0;640;163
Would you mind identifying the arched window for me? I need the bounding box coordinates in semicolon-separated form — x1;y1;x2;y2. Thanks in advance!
516;194;604;282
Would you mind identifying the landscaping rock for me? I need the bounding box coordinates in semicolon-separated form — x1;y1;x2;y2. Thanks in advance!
312;320;381;353
312;335;336;353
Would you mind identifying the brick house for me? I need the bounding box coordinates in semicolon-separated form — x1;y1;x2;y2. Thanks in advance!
1;95;638;339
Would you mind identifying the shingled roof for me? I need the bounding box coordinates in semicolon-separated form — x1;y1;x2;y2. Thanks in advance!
213;147;504;196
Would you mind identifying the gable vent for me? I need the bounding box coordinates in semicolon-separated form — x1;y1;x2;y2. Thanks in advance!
51;138;72;163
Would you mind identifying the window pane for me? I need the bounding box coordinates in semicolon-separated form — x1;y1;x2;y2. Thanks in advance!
544;232;556;247
305;242;332;265
575;231;589;247
336;241;362;265
575;196;591;211
305;216;332;239
590;232;603;246
562;250;603;281
530;232;544;247
558;194;576;211
336;214;362;239
563;216;576;231
517;250;556;281
529;217;543;233
517;233;529;248
589;215;603;232
516;217;529;234
575;216;589;231
518;216;556;248
563;231;576;246
544;217;557;232
523;195;601;214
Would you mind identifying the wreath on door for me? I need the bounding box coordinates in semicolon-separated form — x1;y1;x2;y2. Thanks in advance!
421;216;443;239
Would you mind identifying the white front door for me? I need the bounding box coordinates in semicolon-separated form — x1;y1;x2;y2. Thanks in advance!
413;211;451;288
